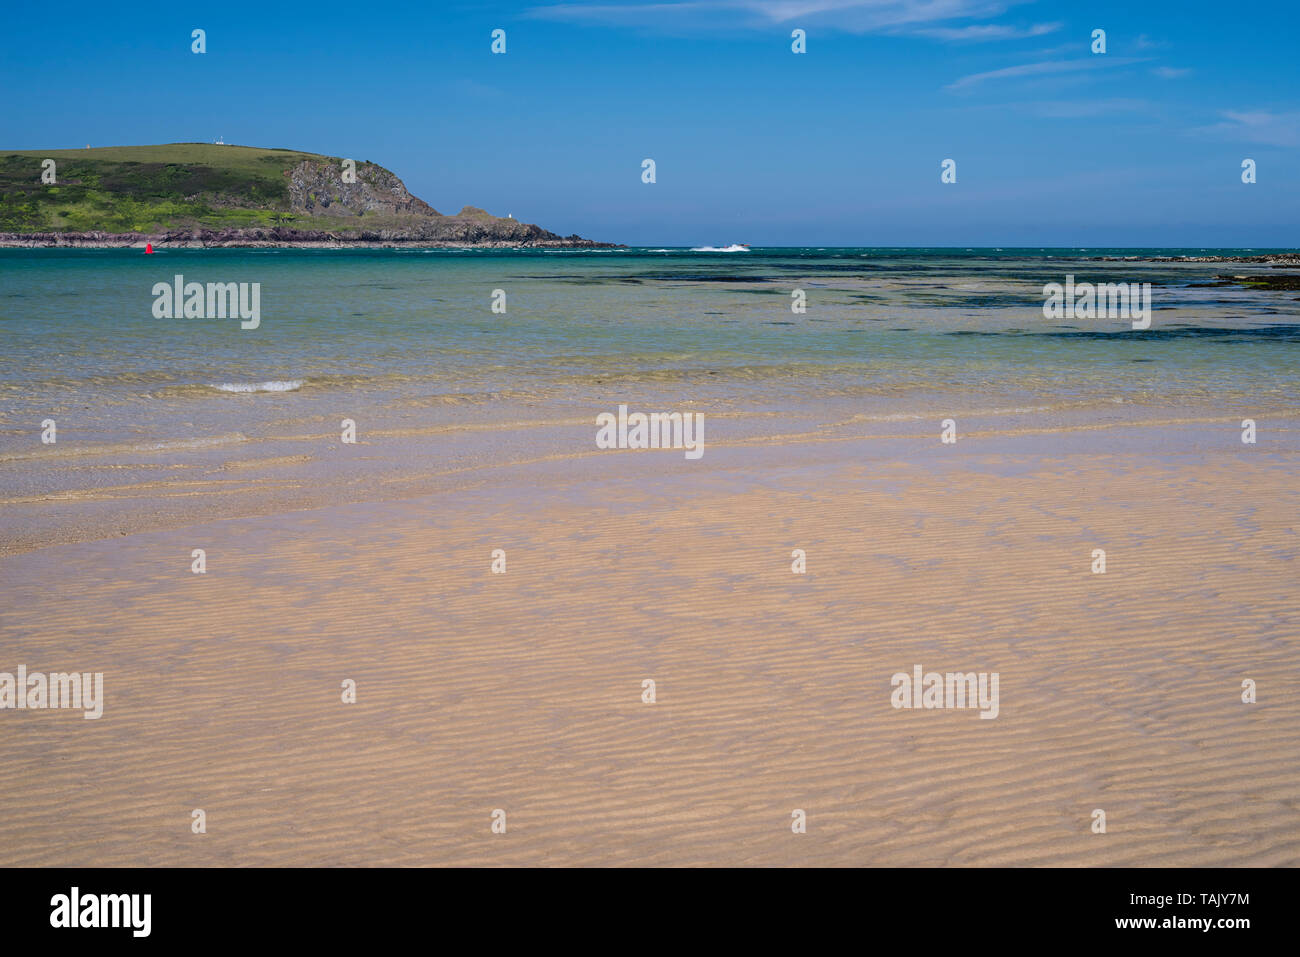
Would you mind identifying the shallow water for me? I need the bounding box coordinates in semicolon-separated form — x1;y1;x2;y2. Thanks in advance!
2;247;1297;441
1;247;1296;551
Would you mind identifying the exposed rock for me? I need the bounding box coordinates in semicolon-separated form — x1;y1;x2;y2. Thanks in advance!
288;160;440;217
1213;273;1300;291
1098;254;1300;266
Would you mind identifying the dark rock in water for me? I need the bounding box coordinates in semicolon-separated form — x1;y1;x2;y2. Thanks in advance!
1101;254;1300;265
1213;273;1300;291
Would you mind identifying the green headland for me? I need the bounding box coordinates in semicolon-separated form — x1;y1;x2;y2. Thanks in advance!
0;143;611;247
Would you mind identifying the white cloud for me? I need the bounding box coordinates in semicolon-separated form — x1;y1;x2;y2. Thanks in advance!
945;56;1144;91
528;0;1037;36
1197;110;1300;148
914;21;1060;41
1133;34;1168;50
1151;66;1190;79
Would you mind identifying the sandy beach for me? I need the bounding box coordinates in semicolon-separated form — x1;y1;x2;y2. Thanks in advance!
2;413;1296;866
2;246;1297;866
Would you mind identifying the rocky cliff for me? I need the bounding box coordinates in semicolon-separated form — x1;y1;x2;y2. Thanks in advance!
288;158;441;217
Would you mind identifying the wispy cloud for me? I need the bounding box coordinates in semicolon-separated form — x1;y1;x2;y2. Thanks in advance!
1133;34;1168;50
945;56;1144;91
528;0;1038;37
1022;41;1094;58
913;21;1060;41
1196;110;1300;148
1151;66;1190;79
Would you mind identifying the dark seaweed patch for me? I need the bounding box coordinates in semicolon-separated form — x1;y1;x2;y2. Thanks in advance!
942;324;1300;342
1043;324;1300;341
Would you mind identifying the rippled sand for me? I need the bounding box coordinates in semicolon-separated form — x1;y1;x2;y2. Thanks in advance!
2;249;1297;864
1;431;1296;866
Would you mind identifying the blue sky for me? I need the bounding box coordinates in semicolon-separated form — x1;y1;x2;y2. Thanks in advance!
2;0;1297;245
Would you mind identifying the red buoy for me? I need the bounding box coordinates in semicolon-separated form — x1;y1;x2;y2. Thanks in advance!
145;243;154;254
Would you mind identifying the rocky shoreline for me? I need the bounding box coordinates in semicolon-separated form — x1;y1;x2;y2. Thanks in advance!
0;228;622;249
1098;254;1300;265
1;238;1291;257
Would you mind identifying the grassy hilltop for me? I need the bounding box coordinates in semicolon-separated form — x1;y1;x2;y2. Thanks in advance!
0;143;608;246
1;144;331;232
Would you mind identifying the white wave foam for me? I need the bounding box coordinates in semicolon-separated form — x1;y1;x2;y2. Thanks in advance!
210;380;305;393
145;433;248;451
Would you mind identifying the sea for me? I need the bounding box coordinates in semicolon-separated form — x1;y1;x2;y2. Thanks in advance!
1;246;1297;543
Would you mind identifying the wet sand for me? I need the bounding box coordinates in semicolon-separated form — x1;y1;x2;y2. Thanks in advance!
1;428;1296;866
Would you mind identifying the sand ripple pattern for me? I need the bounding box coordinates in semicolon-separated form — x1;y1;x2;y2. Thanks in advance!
0;448;1296;865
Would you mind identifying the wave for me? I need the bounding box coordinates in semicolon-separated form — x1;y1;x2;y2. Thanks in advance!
148;373;418;400
144;433;250;450
209;380;305;393
0;432;249;463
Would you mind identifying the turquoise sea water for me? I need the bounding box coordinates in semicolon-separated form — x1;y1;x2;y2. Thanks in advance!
1;247;1297;514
